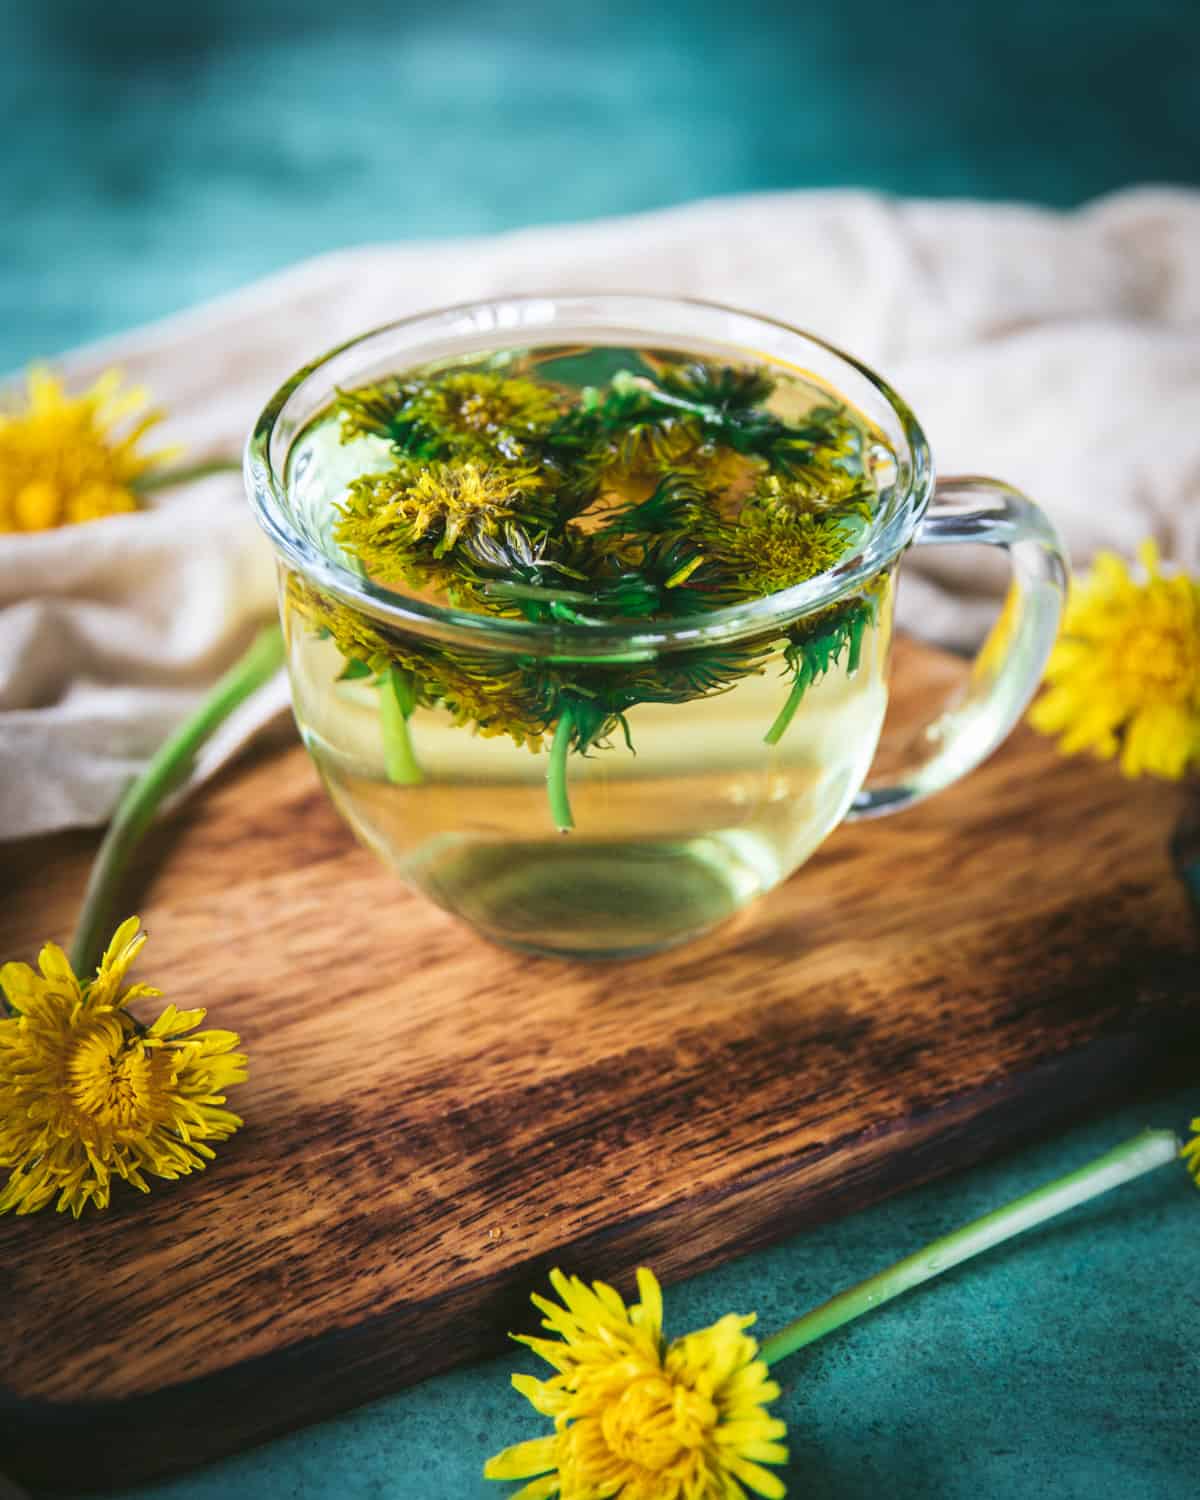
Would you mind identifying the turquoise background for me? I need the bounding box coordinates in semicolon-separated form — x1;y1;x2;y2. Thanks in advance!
2;0;1199;371
2;1;1198;1495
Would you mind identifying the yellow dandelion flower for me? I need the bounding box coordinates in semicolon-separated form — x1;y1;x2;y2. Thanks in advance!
485;1267;788;1500
1029;540;1200;780
597;420;763;506
336;459;550;571
337;371;564;468
0;366;174;533
434;372;564;443
0;917;246;1217
717;505;860;597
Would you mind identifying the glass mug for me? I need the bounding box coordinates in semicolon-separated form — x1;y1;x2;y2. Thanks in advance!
246;295;1066;958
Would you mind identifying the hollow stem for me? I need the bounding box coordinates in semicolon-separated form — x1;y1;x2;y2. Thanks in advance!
547;705;576;833
69;624;286;977
380;667;423;785
134;458;242;494
759;1128;1180;1367
763;659;813;746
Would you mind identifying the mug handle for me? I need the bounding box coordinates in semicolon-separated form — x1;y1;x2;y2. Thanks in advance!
848;476;1068;820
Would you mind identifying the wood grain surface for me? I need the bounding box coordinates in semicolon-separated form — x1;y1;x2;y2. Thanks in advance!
1;638;1196;1494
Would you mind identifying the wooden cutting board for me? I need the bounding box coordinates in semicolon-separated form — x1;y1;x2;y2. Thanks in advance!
1;638;1196;1495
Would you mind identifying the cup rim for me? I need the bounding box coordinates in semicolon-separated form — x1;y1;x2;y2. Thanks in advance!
244;292;933;660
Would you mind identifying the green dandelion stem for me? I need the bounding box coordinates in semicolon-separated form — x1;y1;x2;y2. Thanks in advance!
620;375;739;430
846;610;867;674
483;581;597;607
134;457;243;494
760;1128;1181;1368
548;601;601;626
763;658;814;746
69;623;286;978
547;705;576;833
380;667;423;785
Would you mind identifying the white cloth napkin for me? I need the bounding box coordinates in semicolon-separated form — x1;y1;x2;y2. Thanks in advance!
3;186;1198;839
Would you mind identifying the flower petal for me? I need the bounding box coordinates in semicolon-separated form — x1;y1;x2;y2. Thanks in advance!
507;1477;561;1500
483;1435;558;1480
146;1004;208;1038
722;1453;788;1498
36;943;81;998
0;961;41;1011
634;1266;663;1336
511;1373;569;1418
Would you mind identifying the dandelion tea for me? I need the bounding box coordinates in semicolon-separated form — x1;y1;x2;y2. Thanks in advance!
282;346;897;955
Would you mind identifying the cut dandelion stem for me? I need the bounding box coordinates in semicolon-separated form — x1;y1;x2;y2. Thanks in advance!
759;1127;1181;1366
483;581;596;607
847;610;867;674
764;658;814;746
380;666;423;785
547;705;576;833
69;623;286;977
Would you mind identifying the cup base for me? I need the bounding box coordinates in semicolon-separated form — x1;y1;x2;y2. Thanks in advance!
468;926;715;963
406;835;770;961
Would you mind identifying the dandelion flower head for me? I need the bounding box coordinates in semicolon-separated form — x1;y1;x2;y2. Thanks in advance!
485;1267;788;1500
0;367;171;532
1029;540;1200;780
0;918;246;1216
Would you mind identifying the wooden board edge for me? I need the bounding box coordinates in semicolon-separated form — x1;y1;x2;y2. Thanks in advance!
5;1023;1197;1495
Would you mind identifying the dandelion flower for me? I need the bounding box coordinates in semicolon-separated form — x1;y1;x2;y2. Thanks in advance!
431;372;564;444
1029;540;1200;780
719;505;864;597
337;370;563;458
0;366;172;532
337;458;551;568
485;1267;788;1500
0;917;246;1216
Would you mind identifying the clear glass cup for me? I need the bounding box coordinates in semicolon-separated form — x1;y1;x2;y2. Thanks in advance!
245;294;1066;958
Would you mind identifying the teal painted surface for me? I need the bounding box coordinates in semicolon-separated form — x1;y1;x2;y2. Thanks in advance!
2;0;1199;371
88;1088;1200;1500
6;3;1199;1493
